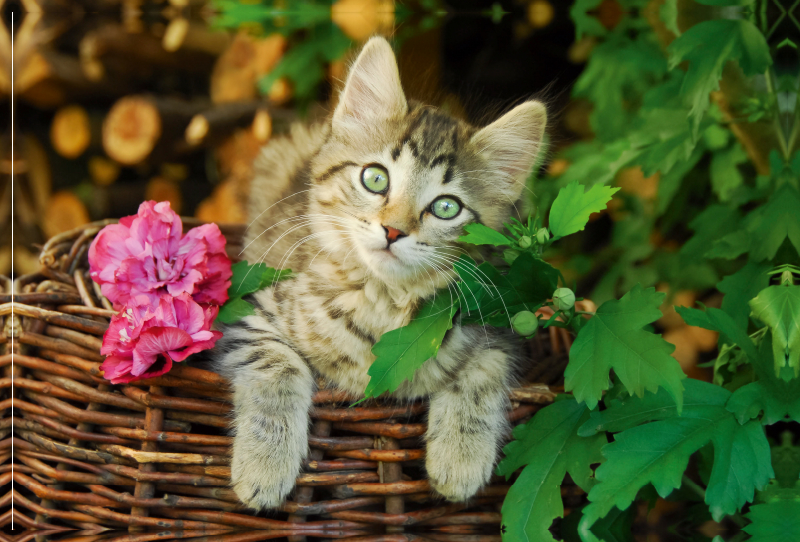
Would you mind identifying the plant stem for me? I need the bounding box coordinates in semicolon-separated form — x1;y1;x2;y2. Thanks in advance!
682;475;707;500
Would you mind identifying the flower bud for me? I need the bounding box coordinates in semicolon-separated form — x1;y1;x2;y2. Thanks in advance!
511;310;539;336
552;288;575;311
536;228;550;245
518;235;532;248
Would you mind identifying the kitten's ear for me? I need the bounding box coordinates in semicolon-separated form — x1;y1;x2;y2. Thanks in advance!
470;101;547;197
332;37;407;129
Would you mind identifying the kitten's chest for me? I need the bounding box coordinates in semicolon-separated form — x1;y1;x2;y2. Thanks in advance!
286;275;420;393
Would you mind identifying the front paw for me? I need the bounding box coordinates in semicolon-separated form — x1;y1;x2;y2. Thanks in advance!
426;440;494;502
230;433;304;510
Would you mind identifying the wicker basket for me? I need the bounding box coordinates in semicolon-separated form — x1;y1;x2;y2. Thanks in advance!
7;221;575;540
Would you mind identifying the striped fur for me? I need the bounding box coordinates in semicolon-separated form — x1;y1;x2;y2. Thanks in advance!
213;37;547;510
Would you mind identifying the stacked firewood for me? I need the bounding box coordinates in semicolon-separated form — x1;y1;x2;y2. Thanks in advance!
8;0;394;278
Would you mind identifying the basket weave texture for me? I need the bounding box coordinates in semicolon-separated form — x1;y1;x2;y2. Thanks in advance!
8;221;573;540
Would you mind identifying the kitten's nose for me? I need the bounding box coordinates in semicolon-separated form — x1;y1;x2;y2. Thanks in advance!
383;226;407;244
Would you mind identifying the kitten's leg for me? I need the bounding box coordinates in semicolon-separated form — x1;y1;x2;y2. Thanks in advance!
426;348;511;502
215;316;314;510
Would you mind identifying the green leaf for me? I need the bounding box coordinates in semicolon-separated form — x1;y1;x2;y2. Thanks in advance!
456;254;558;326
727;336;800;424
573;37;668;141
675;305;758;361
229;260;269;297
498;398;606;542
667;19;771;136
557;139;633;188
710;143;748;202
694;0;754;4
570;0;606;39
548;182;620;240
746;185;800;261
364;293;459;398
564;284;685;411
745;501;800;542
659;0;678;36
580;380;772;526
705;230;751;260
259;23;351;106
258;267;293;290
750;284;800;377
679;204;742;262
718;262;772;329
458;223;513;247
216;298;257;325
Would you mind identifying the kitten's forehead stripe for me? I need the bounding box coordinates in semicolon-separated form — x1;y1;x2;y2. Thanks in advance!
391;105;467;174
318;161;357;182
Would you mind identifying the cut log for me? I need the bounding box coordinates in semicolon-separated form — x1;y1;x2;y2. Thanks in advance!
145;176;182;214
210;32;287;104
17;51;127;108
164;20;231;56
331;0;395;41
215;128;262;185
79;24;217;83
21;135;52;216
102;95;207;165
252;108;272;144
185;101;267;147
88;156;121;186
266;77;292;105
162;18;190;53
50;105;91;159
195;180;247;224
42;191;91;239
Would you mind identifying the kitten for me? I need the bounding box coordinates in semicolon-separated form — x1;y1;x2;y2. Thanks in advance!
214;36;547;510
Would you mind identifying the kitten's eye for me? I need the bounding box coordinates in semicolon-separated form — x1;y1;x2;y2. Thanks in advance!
431;196;461;220
361;165;389;194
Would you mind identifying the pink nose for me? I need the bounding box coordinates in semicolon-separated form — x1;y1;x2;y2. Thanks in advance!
384;226;405;243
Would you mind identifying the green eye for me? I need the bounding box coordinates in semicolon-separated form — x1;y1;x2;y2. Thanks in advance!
431;197;461;220
361;165;389;194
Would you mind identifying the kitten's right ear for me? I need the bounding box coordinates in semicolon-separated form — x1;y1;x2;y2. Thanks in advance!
332;37;407;130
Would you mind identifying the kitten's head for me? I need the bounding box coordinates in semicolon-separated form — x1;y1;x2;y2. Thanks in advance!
309;37;547;289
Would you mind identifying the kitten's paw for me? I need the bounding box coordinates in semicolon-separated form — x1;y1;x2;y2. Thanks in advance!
230;435;304;510
426;443;494;502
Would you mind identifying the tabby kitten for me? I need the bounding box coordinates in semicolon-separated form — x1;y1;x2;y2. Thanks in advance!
214;36;547;510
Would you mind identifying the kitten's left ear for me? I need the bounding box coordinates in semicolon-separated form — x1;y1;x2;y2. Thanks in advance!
333;37;407;130
470;100;547;197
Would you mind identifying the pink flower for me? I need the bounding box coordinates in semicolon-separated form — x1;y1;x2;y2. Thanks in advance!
89;201;232;309
100;294;222;384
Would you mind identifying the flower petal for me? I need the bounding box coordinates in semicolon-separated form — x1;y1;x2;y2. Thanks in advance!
132;327;192;376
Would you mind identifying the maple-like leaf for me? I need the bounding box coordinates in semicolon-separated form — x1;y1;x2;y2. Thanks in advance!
667;19;771;135
750;283;800;377
580;380;773;525
497;398;606;542
745;501;800;542
364;293;459;398
548;182;621;240
745;185;800;262
564;284;685;411
727;335;800;424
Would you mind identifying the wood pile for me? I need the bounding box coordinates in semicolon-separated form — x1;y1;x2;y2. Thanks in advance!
6;0;394;278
